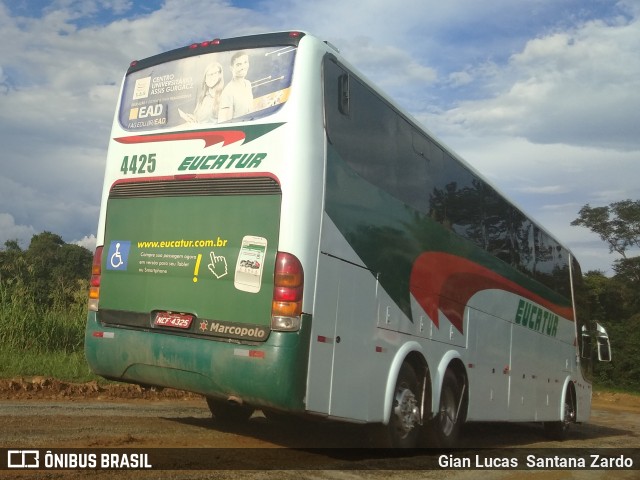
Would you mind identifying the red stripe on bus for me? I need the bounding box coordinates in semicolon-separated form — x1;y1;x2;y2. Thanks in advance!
114;130;245;148
410;252;574;334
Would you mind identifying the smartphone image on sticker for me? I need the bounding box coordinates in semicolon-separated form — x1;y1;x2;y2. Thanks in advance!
234;235;267;293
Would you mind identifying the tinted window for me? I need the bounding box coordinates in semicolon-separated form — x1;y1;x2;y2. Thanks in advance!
324;56;571;298
120;46;296;130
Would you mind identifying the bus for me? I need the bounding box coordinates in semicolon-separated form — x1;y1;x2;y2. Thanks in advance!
85;31;611;448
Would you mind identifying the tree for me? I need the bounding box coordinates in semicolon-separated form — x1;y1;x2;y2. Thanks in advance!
571;199;640;283
0;232;92;307
3;239;22;252
583;270;629;322
571;200;640;257
573;200;640;391
0;239;24;275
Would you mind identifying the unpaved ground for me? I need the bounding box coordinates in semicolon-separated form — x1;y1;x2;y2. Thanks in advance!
0;378;639;479
3;376;638;411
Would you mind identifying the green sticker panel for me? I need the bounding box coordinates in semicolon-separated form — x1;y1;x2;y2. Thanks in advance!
101;192;281;327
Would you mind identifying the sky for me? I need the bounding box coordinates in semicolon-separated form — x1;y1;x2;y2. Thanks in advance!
0;0;638;275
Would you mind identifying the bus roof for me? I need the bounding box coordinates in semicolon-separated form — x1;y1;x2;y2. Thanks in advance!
127;31;308;75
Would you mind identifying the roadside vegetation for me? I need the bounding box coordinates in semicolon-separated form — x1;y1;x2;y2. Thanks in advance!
0;232;97;382
572;200;640;391
0;200;639;391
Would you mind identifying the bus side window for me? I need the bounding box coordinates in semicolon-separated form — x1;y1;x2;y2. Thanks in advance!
338;74;350;116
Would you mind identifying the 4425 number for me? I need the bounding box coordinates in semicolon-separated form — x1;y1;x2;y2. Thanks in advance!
120;154;156;175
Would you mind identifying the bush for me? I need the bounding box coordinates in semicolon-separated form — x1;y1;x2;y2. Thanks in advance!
0;280;87;353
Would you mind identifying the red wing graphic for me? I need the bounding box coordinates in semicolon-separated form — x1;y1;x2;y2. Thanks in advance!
114;130;245;148
410;252;574;334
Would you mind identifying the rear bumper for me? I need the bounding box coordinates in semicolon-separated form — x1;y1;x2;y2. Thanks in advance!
84;311;311;411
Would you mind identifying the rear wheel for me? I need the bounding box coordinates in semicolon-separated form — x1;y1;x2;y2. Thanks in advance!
428;369;465;447
206;398;254;424
385;362;422;448
262;409;295;425
544;385;576;440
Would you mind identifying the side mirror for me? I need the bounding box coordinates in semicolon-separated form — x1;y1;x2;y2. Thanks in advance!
596;323;611;362
580;323;611;362
580;329;592;360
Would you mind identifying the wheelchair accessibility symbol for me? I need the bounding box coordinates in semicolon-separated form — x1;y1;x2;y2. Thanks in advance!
106;240;131;271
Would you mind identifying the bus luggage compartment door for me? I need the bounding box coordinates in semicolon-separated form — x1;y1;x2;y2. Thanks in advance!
306;252;380;421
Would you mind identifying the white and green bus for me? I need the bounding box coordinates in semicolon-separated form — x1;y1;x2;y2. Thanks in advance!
85;31;611;447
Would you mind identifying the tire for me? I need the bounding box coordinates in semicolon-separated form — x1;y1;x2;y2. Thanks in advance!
206;398;254;424
544;386;576;440
385;362;422;448
428;369;465;448
262;409;294;425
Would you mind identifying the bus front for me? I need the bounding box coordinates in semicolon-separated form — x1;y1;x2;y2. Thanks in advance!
85;32;324;418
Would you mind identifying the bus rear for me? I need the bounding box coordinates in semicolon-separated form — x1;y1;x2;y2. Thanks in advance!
85;32;321;416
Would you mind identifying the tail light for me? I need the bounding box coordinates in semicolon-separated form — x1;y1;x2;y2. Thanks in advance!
271;252;303;331
88;246;103;311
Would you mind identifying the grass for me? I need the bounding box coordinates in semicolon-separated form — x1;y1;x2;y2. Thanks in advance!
1;281;639;394
0;349;99;383
593;384;640;397
0;281;102;383
0;281;85;351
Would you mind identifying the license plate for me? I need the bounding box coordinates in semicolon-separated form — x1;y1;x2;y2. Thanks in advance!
154;312;193;329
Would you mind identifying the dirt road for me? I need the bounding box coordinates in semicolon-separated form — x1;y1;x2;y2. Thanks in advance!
0;378;638;479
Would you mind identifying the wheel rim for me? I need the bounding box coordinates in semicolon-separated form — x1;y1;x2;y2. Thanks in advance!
393;385;421;437
563;391;576;426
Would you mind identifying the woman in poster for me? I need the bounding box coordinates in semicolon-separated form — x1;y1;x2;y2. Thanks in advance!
181;62;225;124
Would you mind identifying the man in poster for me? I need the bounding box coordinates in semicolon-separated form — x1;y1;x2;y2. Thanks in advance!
218;52;254;122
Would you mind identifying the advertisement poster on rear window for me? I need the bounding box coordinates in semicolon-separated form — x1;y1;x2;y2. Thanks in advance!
120;46;297;131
